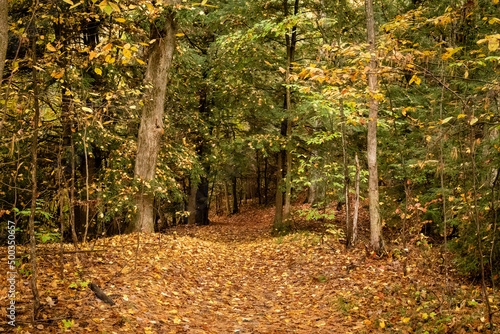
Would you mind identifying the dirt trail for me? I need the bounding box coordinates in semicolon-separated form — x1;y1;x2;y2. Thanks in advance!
1;204;496;333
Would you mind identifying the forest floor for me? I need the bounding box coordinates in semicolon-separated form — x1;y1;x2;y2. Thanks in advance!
1;202;499;333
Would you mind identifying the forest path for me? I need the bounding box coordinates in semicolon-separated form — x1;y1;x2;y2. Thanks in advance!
4;204;494;333
146;205;359;333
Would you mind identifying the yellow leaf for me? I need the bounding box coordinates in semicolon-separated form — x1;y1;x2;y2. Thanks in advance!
115;18;126;23
123;48;131;59
402;317;411;323
46;43;56;52
173;318;182;324
94;68;102;75
421;313;428;320
494;0;499;4
175;33;185;37
123;43;131;50
89;51;97;60
62;0;74;5
457;114;466;119
51;71;64;79
105;55;115;63
136;59;145;65
98;0;108;10
379;320;385;329
488;37;499;51
103;43;113;51
409;74;421;85
109;2;120;12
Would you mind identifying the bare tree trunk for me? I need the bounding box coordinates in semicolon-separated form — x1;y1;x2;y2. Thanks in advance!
470;110;493;327
133;12;176;232
28;30;41;319
187;180;197;225
365;0;383;253
438;83;449;289
256;151;262;204
224;181;231;214
0;0;7;83
352;153;360;244
83;122;90;243
232;176;239;214
69;135;79;247
264;157;269;205
308;120;320;206
57;144;65;279
274;152;284;230
341;100;351;247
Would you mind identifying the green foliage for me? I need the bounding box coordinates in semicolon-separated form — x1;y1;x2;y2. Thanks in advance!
0;0;498;284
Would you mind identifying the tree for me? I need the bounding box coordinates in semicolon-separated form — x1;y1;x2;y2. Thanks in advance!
365;0;383;253
27;13;41;318
274;0;299;234
133;4;178;232
0;0;7;83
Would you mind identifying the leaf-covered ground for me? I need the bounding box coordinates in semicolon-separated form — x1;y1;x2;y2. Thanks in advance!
1;204;498;333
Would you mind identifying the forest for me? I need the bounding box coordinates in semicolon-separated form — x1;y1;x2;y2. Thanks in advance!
0;0;499;332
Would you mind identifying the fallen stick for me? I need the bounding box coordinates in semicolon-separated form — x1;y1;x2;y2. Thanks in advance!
89;283;115;305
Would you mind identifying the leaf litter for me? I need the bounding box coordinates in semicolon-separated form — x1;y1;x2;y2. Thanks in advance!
0;203;498;333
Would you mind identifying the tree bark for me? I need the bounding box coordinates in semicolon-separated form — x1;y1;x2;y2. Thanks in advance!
352;153;360;244
365;0;384;253
274;151;284;230
232;176;239;214
224;181;231;214
187;180;197;225
264;157;269;205
256;151;262;204
133;12;176;232
0;0;7;83
28;30;41;319
341;100;352;247
275;0;299;232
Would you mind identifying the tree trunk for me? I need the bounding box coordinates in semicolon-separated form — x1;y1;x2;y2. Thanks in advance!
0;0;7;83
264;157;269;205
275;0;299;232
224;181;231;214
274;151;284;230
341;100;352;248
187;180;197;225
133;13;176;232
28;32;41;319
194;177;210;225
232;176;239;214
69;132;79;247
365;0;384;253
256;151;262;204
352;153;360;244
